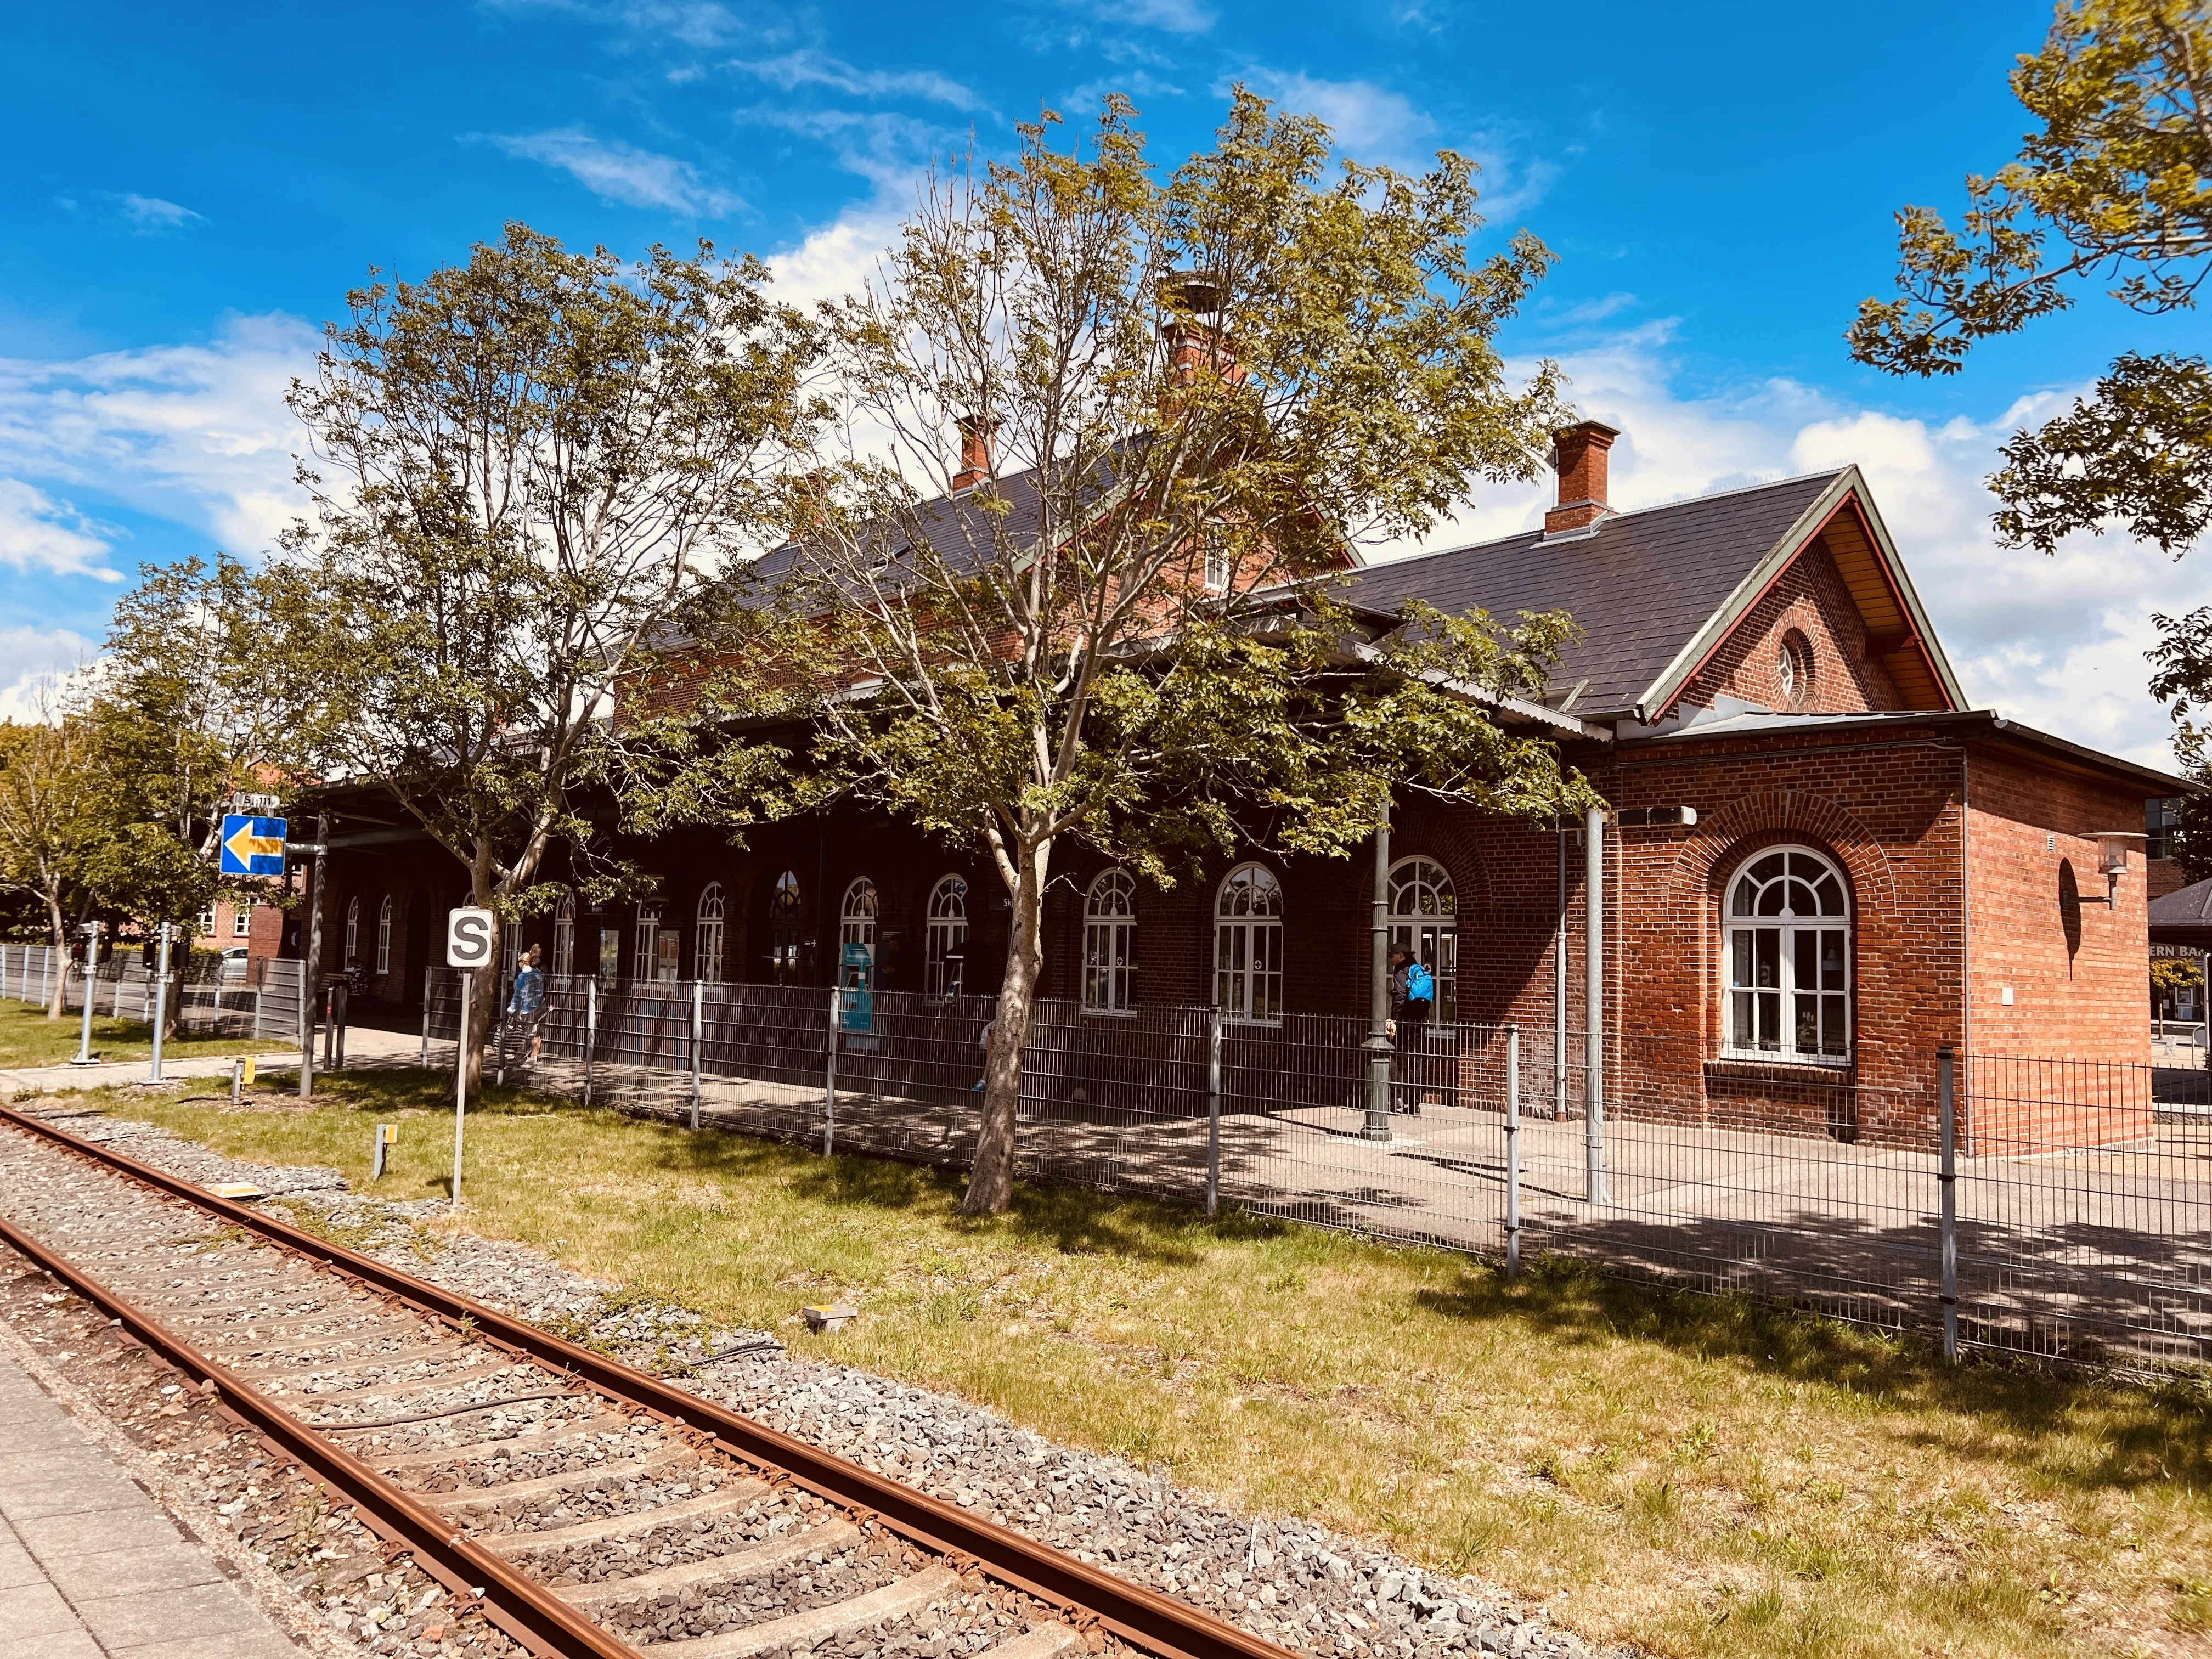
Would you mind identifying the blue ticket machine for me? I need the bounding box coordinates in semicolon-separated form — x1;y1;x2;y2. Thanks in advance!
838;940;874;1034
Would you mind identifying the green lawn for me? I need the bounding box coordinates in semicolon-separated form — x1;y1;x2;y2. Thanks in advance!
0;994;295;1071
48;1070;2212;1659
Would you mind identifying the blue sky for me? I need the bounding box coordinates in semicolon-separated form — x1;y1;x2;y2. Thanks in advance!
1;1;2201;761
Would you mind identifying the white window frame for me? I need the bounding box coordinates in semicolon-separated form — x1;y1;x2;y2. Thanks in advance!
695;883;726;983
233;905;252;939
550;892;573;979
196;906;215;938
1084;870;1137;1014
1215;863;1284;1023
376;895;394;976
1723;844;1852;1065
840;877;878;964
1386;856;1458;1023
635;901;663;984
924;874;967;1000
344;896;359;967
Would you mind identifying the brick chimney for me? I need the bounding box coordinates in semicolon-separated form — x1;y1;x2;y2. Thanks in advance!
1544;420;1621;537
951;416;996;492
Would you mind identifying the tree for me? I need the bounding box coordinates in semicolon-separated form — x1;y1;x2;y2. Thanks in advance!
0;704;106;1018
1850;1;2212;555
86;556;278;944
262;223;822;1089
689;93;1593;1214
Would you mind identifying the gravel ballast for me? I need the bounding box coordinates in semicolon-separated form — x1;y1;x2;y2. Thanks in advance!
33;1104;1616;1659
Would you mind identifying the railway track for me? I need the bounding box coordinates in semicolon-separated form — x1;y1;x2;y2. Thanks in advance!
0;1103;1299;1659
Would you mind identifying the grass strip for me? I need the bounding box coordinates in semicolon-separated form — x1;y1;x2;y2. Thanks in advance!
54;1068;2212;1659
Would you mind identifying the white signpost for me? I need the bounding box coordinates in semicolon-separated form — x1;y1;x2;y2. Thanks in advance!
445;907;496;1206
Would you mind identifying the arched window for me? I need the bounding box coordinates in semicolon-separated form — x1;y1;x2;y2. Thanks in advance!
376;895;393;976
1084;870;1137;1013
840;878;878;969
766;871;803;983
695;883;726;983
1387;856;1458;1022
343;897;359;967
1724;846;1850;1063
550;892;574;979
924;875;968;999
635;900;664;983
1215;864;1284;1022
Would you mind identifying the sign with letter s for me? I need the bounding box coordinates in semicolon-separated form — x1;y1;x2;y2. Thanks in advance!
447;907;496;970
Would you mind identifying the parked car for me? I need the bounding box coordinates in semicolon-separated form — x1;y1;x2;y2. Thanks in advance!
221;947;250;982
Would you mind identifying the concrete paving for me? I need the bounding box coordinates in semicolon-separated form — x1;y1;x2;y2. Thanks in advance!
0;1025;423;1102
0;1342;298;1659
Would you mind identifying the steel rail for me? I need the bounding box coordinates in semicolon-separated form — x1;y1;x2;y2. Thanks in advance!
0;1104;1297;1659
0;1205;643;1659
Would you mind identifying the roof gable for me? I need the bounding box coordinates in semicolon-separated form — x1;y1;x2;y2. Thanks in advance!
1345;467;1965;722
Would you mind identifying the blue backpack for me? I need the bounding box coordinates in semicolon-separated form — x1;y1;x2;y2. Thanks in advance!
1404;962;1435;1002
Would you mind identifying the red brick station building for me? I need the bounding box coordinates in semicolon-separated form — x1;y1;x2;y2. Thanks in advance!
317;423;2181;1148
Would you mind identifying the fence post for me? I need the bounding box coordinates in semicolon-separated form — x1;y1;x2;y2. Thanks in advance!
584;976;596;1108
230;1056;242;1104
1206;1007;1223;1217
690;980;703;1131
335;984;347;1070
1505;1023;1522;1280
145;923;171;1086
822;983;841;1158
420;968;432;1066
1938;1045;1959;1362
42;946;51;1014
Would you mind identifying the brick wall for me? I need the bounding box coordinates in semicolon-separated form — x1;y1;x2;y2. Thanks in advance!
318;718;2157;1153
1680;537;1913;716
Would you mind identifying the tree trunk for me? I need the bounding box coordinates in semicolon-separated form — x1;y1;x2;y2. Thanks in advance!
44;898;66;1020
962;836;1051;1215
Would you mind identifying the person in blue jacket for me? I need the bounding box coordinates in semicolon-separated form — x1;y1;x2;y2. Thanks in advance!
507;944;547;1065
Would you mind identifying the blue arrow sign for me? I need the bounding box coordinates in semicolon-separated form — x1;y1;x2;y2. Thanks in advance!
219;814;288;877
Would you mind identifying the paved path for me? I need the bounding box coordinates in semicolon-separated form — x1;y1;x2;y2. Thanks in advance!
0;1342;298;1659
0;1026;422;1102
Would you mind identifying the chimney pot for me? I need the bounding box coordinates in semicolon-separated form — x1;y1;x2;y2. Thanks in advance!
1545;420;1621;537
952;416;996;492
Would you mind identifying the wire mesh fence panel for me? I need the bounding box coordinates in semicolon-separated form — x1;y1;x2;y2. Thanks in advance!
379;972;2212;1374
1957;1053;2212;1367
1512;1032;1944;1331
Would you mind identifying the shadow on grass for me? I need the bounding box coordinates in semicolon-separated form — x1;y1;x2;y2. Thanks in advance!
262;1069;2212;1498
295;1069;1234;1265
1413;1252;2212;1497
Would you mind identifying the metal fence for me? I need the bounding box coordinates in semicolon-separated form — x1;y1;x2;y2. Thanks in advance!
0;944;306;1042
396;970;2212;1376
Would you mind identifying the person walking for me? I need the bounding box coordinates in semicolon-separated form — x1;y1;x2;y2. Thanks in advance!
507;944;547;1066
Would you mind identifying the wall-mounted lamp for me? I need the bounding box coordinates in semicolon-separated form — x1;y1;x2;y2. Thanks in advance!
2084;831;2148;906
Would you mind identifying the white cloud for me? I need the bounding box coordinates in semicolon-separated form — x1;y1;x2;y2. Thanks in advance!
0;312;314;562
1381;335;2198;769
0;627;95;722
766;190;911;307
1113;0;1216;33
731;51;984;111
117;194;203;233
0;481;117;581
1229;70;1432;161
488;129;743;215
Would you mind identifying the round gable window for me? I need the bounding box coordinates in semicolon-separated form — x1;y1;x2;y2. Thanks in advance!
1778;632;1813;707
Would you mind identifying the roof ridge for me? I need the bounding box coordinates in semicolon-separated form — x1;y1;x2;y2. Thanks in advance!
1367;466;1852;574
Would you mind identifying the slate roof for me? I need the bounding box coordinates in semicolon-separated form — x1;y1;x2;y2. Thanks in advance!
1342;471;1847;718
2151;876;2212;928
